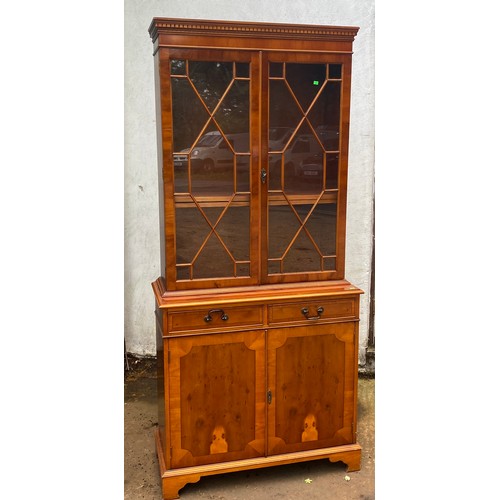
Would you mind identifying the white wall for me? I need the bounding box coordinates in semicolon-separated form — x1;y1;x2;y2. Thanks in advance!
124;0;375;362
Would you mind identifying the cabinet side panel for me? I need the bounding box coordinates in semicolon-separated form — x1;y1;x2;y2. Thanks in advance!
154;309;167;454
153;52;166;279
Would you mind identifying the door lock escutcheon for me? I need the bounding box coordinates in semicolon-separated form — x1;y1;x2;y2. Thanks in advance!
261;168;267;183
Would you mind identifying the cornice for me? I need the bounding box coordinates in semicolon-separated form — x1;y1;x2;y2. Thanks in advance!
148;17;359;44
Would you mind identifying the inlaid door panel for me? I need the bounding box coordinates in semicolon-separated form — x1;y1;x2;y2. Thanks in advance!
267;323;357;455
168;330;266;468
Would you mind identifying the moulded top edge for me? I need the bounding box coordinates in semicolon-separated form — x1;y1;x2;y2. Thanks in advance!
151;277;363;309
148;17;359;44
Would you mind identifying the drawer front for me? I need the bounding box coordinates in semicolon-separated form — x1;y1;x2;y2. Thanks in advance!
268;298;357;325
168;305;263;333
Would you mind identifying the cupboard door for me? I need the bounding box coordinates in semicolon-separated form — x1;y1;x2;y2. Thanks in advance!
267;323;357;455
262;53;352;283
165;49;260;290
168;330;266;468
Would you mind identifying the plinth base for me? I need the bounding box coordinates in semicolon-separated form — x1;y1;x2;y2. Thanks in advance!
155;428;361;500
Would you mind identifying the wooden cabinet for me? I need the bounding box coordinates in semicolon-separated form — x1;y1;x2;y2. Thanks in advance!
149;18;362;499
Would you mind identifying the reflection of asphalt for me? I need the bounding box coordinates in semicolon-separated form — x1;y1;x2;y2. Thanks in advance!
175;202;337;278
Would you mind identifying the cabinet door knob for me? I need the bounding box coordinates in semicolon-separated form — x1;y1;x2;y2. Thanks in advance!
301;306;324;320
204;309;229;322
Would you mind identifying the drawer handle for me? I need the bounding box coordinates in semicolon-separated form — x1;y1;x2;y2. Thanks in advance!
204;309;229;323
301;306;324;320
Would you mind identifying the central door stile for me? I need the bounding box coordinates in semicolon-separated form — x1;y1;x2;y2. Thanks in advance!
259;51;269;284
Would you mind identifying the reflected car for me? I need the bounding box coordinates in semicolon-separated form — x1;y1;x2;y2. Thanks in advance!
173;131;250;172
296;153;339;181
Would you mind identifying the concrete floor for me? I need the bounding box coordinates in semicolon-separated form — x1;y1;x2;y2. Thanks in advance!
124;356;374;500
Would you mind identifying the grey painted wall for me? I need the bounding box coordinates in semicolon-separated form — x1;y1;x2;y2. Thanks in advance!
124;0;375;364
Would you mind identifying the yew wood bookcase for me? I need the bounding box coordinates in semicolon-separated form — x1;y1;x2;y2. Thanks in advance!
148;17;362;499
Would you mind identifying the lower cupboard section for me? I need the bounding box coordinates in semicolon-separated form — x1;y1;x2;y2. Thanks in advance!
164;321;358;470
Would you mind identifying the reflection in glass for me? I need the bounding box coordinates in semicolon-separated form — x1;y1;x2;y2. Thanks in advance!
304;199;337;256
189;61;233;112
283;122;323;195
216;205;250;261
268;153;282;191
325;154;339;190
171;59;186;75
267;61;340;276
214;80;249;139
308;81;341;151
268;199;301;259
193;233;234;279
175;204;251;280
236;156;250;192
235;62;250;78
236;263;250;276
285;63;326;111
175;208;212;264
171;58;251;282
323;257;336;271
171;78;210;152
269;80;302;133
328;64;342;79
270;62;283;78
283;231;321;273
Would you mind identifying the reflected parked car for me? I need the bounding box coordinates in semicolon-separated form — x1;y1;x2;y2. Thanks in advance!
173;131;249;172
296;152;339;183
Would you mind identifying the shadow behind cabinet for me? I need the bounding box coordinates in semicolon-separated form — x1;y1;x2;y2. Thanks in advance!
149;18;362;500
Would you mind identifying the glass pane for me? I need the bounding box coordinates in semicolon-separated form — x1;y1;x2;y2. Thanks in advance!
171;59;186;75
283;122;323;195
309;81;341;151
236;263;250;276
189;61;233;112
323;256;336;271
235;62;250;78
214;80;250;139
216;205;250;261
268;153;282;191
328;64;342;79
236;156;250;192
304;196;337;256
267;61;339;277
175;208;211;264
172;58;251;283
268;261;281;275
190;125;233;175
283;231;321;273
269;126;293;152
269;62;283;78
325;153;339;190
285;63;326;111
193;233;234;279
268;196;301;259
171;78;210;152
269;80;302;134
176;265;190;280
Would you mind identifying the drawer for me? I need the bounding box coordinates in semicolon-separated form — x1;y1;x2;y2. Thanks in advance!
268;298;357;324
168;305;263;333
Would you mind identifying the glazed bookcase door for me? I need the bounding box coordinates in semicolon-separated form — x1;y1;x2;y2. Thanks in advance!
164;49;260;290
266;323;357;455
262;53;352;283
167;330;266;468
